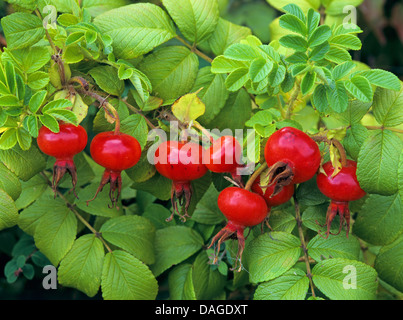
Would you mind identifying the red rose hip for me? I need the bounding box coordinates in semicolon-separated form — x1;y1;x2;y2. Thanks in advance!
37;123;87;197
203;135;243;185
154;140;208;222
264;127;321;194
316;160;366;238
208;186;268;272
87;131;141;208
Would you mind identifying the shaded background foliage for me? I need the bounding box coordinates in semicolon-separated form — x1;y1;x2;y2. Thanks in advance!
0;0;402;300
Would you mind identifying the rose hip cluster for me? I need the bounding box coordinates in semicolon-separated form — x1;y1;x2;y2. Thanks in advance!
38;123;366;272
37;123;142;207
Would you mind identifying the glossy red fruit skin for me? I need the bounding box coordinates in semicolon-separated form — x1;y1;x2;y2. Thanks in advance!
316;160;366;238
37;123;87;196
155;140;208;183
154;140;208;221
316;160;366;202
203;136;242;174
251;177;294;207
88;131;141;208
90;131;142;172
37;123;87;160
217;187;268;227
264;127;321;184
208;187;268;272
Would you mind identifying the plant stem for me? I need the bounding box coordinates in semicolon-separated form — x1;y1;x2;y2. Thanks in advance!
285;82;301;119
192;121;214;144
40;172;113;253
121;98;157;130
244;162;268;191
70;76;121;134
35;9;58;54
176;36;213;63
294;195;316;298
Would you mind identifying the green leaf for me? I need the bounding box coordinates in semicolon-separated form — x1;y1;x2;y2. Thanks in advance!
279;14;307;36
191;184;225;225
207;89;251;131
374;235;403;292
0;95;20;106
249;58;273;82
325;45;352;64
29;90;47;114
138;46;199;104
254;268;309;300
372;84;403;127
308;25;332;47
191;251;227;299
191;67;229;126
0;128;18;150
131;173;172;201
211;56;248;74
100;215;156;265
3;46;51;74
75;183;122;218
359;70;401;91
101;250;158;300
89;66;125;97
244;231;301;283
353;193;402;246
1;13;45;50
14;174;47;210
0;188;19;231
301;71;316;95
0;162;21;201
34;201;77;266
168;264;192;300
46;109;78;126
343;124;369;160
151;226;204;277
307;234;361;262
203;18;252;56
279;34;308;52
39;114;59;133
223;43;261;61
344;75;373;102
330;34;361;50
326;81;348;113
42;99;73;113
309;41;329;61
306;8;320;35
332;61;356;81
63;45;84;64
357;130;403;195
120;114;148;150
93;3;176;59
0;144;46;181
225;68;249;92
312;258;378;300
162;0;219;44
312;83;329;113
282;3;307;22
16;127;32;151
58;234;105;297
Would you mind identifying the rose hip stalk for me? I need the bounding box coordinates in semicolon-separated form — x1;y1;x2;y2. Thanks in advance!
208;186;268;272
264;127;321;194
37;123;87;197
87;131;141;208
316;159;366;238
203;135;243;185
154;140;208;222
